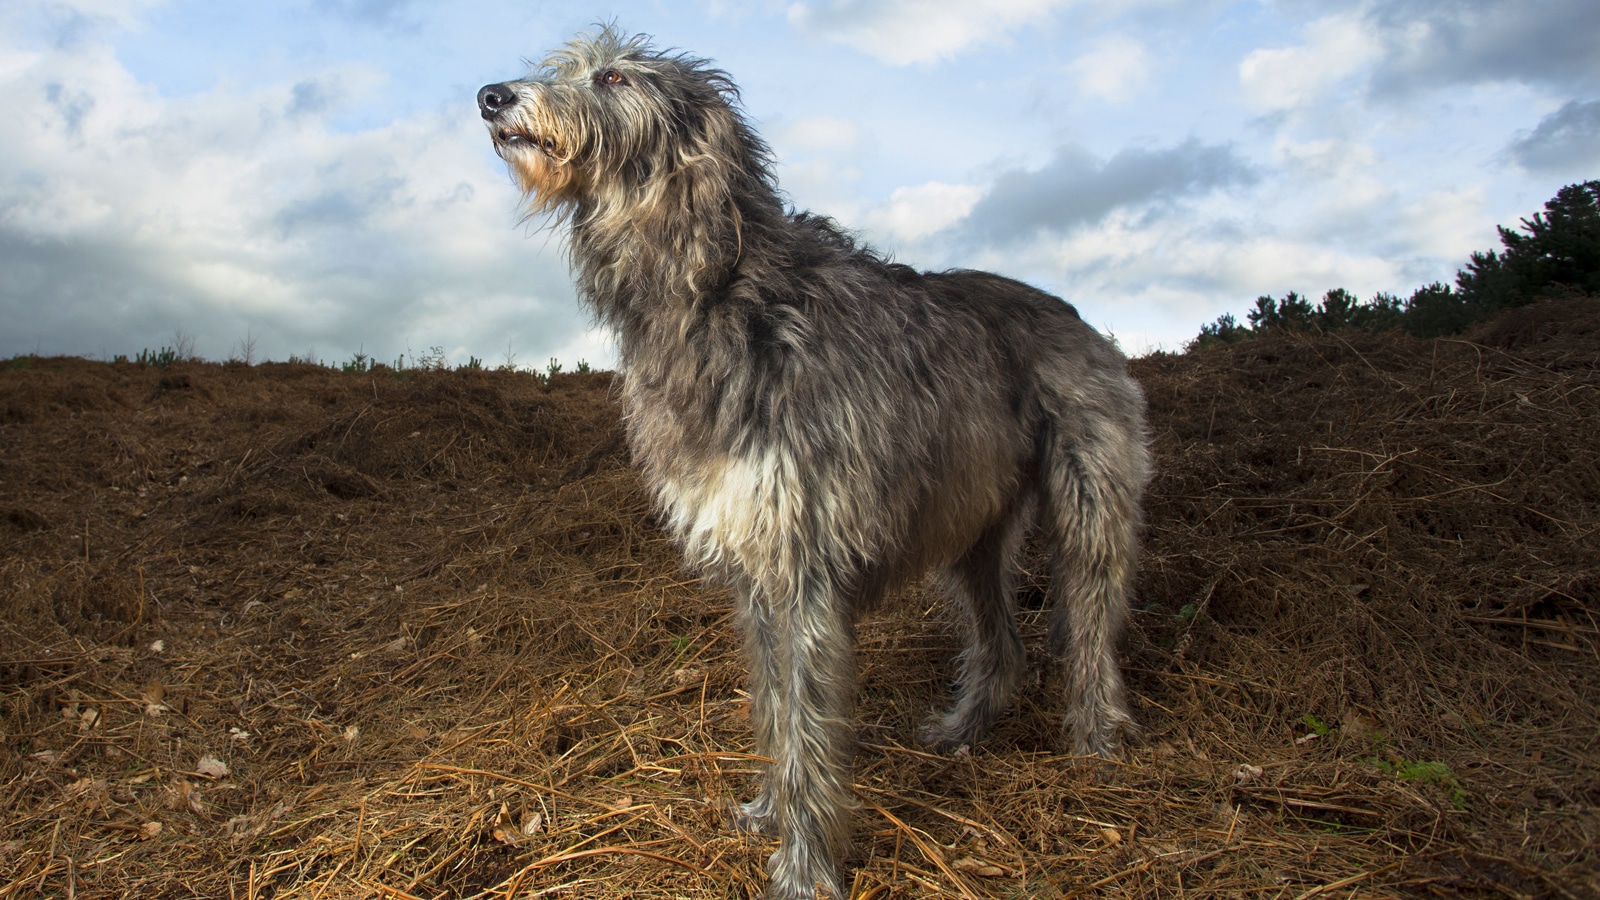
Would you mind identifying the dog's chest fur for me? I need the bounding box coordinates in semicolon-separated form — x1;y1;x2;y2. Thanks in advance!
616;321;819;575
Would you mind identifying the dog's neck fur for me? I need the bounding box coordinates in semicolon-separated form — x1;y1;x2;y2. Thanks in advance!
566;98;784;365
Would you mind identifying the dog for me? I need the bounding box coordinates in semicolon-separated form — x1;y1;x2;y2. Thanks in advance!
479;26;1150;899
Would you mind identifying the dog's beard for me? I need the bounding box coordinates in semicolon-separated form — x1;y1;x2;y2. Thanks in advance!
493;107;583;213
503;147;580;212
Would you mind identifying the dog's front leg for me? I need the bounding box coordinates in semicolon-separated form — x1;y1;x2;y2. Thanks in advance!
733;575;780;835
742;570;856;900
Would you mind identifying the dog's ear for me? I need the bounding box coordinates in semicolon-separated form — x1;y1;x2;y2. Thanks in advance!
653;94;748;297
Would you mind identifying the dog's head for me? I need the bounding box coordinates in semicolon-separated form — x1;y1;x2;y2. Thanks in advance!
478;26;758;219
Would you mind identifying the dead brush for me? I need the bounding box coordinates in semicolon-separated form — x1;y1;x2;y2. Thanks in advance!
0;302;1598;898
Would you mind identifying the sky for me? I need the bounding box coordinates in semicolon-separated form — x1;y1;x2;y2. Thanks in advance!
2;0;1597;366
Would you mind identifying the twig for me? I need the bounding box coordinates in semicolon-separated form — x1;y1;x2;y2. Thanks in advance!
1291;861;1400;899
411;764;615;811
860;797;979;900
857;784;1019;852
512;845;722;884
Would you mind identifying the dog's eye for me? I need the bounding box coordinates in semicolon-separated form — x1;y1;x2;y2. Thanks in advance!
600;69;625;86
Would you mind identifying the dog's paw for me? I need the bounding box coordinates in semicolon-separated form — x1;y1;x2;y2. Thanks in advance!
1066;744;1123;782
767;850;843;900
915;717;976;754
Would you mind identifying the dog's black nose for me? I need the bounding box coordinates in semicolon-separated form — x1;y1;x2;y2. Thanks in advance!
478;83;516;120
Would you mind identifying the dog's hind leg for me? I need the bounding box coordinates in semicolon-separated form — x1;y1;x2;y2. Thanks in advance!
918;512;1028;751
1042;411;1148;759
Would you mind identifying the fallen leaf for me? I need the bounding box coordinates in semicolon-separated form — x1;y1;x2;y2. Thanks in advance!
67;777;108;800
492;802;541;846
1101;827;1122;846
140;821;162;840
169;778;206;814
1235;763;1264;784
1342;709;1382;740
142;682;168;717
521;812;543;837
195;755;230;778
952;857;1007;877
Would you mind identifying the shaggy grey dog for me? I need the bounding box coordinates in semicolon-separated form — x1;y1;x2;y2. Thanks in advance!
479;27;1150;900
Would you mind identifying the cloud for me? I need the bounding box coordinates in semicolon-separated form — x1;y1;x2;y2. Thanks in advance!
874;131;1477;352
774;115;862;153
1506;99;1600;174
1238;13;1380;113
316;0;422;29
788;0;1061;65
957;138;1257;245
767;116;869;227
862;181;983;244
0;26;587;365
1360;0;1600;95
1396;187;1489;261
1009;216;1398;302
931;206;1412;354
1271;136;1377;180
39;0;164;30
787;0;1172;65
1068;34;1151;102
1240;2;1600;117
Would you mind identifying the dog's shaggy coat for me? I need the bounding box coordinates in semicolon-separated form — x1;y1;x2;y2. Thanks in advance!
479;28;1151;900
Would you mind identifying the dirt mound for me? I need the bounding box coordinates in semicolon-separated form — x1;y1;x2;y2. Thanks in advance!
3;303;1596;898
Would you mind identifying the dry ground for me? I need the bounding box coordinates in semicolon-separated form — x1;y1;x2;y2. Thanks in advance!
3;299;1598;899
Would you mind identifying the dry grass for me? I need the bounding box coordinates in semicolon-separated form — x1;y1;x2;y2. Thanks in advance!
3;298;1597;899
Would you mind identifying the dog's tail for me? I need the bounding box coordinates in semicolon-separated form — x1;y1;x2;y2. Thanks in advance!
1038;369;1150;758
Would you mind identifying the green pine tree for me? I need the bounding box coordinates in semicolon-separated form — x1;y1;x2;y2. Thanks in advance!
1457;180;1600;314
1401;282;1468;338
